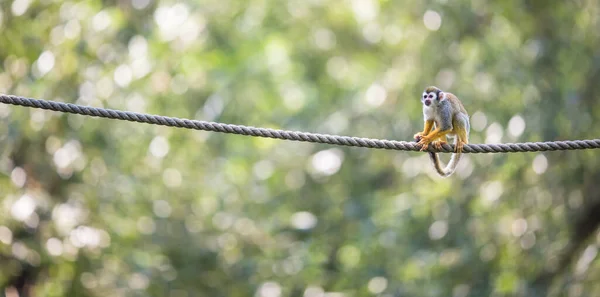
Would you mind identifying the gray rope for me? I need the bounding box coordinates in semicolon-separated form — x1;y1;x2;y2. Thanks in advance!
1;94;599;154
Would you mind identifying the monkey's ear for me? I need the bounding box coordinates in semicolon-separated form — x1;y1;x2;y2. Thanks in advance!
439;92;446;101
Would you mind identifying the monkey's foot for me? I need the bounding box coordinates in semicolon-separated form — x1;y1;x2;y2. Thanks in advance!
432;141;447;151
455;141;465;154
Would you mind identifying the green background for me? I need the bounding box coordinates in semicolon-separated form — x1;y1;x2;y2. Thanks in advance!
0;0;599;296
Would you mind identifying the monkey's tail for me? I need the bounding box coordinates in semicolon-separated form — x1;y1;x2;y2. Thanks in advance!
428;152;461;177
428;141;462;177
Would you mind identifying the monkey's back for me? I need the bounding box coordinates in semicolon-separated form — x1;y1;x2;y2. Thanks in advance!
445;92;468;116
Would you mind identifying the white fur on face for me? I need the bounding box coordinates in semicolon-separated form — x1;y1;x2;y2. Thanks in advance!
422;92;437;100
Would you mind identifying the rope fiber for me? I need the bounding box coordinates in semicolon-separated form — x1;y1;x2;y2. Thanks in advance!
1;94;599;154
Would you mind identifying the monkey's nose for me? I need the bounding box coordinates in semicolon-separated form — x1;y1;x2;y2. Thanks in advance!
424;99;431;106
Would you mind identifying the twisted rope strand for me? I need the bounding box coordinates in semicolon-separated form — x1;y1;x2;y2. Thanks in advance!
1;94;599;153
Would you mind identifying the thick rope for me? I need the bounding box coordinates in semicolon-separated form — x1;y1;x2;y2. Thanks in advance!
1;94;599;153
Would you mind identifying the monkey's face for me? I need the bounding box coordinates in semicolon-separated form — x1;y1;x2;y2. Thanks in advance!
422;91;438;107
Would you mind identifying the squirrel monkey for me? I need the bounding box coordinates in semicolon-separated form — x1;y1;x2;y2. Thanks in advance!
413;86;470;177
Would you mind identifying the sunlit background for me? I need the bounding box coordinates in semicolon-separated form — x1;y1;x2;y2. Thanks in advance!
1;0;600;296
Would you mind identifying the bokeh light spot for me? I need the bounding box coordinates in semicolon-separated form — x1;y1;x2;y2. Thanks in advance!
424;10;442;31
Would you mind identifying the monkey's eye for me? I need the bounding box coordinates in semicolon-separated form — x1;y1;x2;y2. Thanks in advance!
428;94;434;99
423;94;427;98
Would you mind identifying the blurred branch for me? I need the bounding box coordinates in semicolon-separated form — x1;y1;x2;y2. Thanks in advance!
530;170;600;296
528;4;600;288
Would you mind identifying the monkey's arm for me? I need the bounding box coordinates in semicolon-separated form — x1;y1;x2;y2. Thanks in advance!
414;120;434;139
417;127;453;150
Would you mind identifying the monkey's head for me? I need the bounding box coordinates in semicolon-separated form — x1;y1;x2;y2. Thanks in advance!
422;86;444;107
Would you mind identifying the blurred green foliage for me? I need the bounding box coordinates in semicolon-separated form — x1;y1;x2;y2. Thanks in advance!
1;0;600;296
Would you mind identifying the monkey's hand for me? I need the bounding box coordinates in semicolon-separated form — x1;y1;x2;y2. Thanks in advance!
417;136;433;151
432;141;447;151
413;132;426;142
